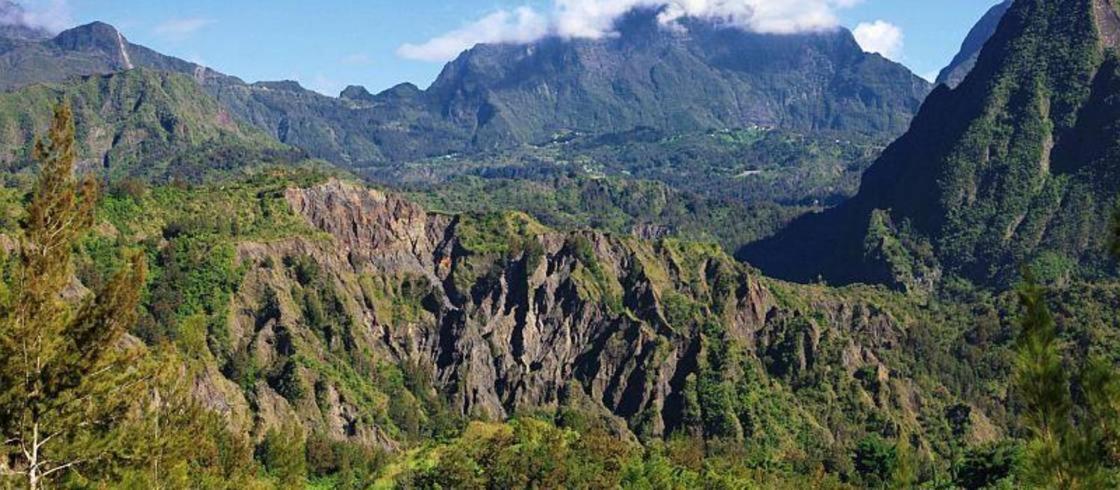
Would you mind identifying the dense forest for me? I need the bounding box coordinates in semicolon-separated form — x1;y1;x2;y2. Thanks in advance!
0;0;1118;488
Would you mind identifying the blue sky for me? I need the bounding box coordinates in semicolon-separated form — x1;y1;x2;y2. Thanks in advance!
30;0;1004;95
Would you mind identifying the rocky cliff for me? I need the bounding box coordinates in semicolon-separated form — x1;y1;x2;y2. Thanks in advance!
743;0;1120;289
186;178;988;460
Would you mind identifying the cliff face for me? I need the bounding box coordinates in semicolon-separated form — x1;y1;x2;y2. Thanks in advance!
743;0;1120;289
197;179;979;454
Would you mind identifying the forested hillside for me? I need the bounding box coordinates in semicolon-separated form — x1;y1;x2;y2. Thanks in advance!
0;0;1117;488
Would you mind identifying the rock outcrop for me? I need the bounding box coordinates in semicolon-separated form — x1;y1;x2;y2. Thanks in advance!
206;179;972;453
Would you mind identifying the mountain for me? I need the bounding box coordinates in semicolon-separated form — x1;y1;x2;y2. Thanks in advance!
0;1;51;41
205;9;932;167
936;1;1014;88
81;172;996;479
0;13;930;169
742;0;1120;290
0;69;304;182
421;10;931;150
0;21;244;92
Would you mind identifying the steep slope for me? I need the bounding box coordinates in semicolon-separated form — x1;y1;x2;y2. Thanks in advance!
936;0;1014;88
0;14;929;168
424;10;930;150
742;0;1120;289
204;10;930;166
0;21;238;91
118;177;985;460
81;172;997;471
0;69;304;182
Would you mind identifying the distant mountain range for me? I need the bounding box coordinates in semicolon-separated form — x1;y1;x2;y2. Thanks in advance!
0;10;931;169
0;69;303;182
743;0;1120;289
937;0;1014;88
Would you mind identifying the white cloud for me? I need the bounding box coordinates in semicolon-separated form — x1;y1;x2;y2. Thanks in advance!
853;20;903;61
398;0;865;62
153;17;214;40
1;0;73;33
397;7;548;62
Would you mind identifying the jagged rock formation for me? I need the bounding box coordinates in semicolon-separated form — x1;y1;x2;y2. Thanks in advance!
742;0;1120;289
194;178;976;455
936;1;1013;88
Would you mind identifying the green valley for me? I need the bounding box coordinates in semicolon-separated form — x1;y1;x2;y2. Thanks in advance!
0;0;1118;488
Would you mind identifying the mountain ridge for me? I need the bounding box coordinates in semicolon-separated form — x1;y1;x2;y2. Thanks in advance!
0;12;931;169
742;0;1120;289
936;0;1014;88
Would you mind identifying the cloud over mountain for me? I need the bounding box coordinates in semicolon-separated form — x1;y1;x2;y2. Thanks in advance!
853;20;903;61
0;0;72;34
398;0;864;62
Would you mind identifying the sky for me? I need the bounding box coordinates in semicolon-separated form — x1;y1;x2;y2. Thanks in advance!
14;0;1005;96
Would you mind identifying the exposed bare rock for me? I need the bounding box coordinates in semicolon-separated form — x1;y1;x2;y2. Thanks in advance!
217;179;967;451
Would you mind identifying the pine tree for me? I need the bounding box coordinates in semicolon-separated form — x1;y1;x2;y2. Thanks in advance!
0;102;147;489
1013;274;1118;488
258;423;308;490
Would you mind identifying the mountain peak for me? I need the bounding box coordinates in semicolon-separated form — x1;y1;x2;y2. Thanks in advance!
743;0;1120;288
424;14;927;147
53;21;126;52
340;85;374;101
936;0;1013;88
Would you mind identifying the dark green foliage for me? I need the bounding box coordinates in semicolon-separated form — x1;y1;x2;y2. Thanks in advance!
0;69;305;184
258;425;308;489
853;435;898;487
745;0;1120;289
396;127;884;257
954;441;1022;489
1013;275;1120;487
305;433;386;489
271;358;306;401
411;172;810;255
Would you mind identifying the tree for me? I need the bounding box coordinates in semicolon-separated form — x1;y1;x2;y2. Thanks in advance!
953;441;1022;490
258;423;307;489
109;348;266;489
1012;274;1118;488
0;102;147;489
853;434;897;488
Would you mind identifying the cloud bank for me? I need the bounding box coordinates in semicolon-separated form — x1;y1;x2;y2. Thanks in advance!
0;0;72;34
398;0;867;62
853;20;903;61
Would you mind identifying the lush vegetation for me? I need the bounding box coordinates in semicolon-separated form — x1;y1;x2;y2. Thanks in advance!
0;1;1118;488
744;0;1120;289
0;69;305;184
408;174;807;252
